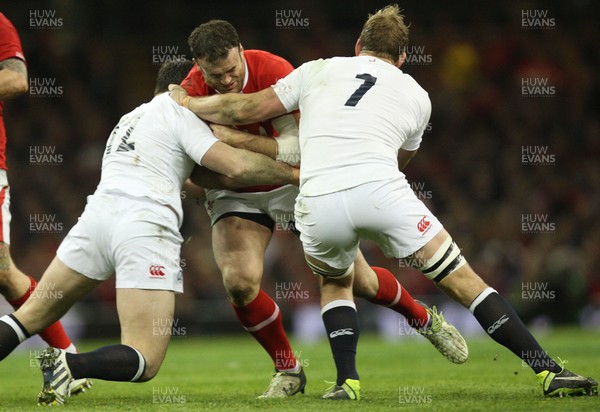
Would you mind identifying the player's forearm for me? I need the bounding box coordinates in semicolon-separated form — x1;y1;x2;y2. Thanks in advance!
213;127;277;159
185;94;259;125
189;167;246;190
0;68;28;100
235;151;298;186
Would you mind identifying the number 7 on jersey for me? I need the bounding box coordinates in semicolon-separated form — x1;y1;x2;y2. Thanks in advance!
344;73;377;107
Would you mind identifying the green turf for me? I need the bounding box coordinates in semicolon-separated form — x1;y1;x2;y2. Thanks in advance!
0;328;598;411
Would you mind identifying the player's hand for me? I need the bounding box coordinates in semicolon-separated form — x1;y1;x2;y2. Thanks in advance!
291;166;300;186
209;124;245;146
168;84;189;106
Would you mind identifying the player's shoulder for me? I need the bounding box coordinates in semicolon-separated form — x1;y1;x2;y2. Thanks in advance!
0;12;17;34
180;65;211;96
244;49;294;82
244;49;293;67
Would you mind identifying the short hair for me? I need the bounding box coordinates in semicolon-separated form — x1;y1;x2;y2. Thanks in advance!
154;60;195;95
359;4;409;62
188;20;240;63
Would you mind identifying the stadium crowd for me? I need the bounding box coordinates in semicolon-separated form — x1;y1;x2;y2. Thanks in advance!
2;0;599;337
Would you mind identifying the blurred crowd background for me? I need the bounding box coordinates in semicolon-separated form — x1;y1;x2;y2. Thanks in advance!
2;0;599;340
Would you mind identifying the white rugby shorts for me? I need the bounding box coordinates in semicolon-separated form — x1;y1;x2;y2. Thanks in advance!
57;193;184;293
295;176;443;270
204;184;298;226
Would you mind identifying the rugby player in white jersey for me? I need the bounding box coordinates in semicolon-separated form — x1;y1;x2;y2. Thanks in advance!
0;60;298;406
180;20;467;399
170;4;598;401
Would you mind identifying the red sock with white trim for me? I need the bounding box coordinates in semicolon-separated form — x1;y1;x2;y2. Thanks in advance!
233;289;298;372
368;267;429;328
8;276;75;352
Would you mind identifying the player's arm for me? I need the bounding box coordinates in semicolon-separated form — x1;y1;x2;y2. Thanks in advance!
200;141;299;187
209;125;278;159
398;149;418;170
188;165;250;190
170;85;287;126
0;57;28;100
209;112;300;165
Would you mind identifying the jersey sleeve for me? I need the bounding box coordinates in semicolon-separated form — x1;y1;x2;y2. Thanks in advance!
180;65;207;96
177;109;219;166
272;62;310;112
0;13;26;63
401;94;431;151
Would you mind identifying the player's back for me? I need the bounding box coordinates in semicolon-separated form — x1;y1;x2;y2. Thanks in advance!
286;56;430;197
97;93;216;224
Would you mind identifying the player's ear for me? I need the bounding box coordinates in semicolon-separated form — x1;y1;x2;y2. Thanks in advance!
238;44;244;54
354;38;362;56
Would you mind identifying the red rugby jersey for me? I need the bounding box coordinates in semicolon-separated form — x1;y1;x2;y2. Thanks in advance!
0;13;27;170
181;49;294;192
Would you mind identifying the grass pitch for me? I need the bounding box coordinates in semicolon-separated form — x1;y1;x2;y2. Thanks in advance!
0;328;598;411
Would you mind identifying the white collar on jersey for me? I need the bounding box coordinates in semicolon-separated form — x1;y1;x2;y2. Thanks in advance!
240;56;249;93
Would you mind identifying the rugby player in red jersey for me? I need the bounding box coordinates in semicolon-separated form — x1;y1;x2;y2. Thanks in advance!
180;19;467;398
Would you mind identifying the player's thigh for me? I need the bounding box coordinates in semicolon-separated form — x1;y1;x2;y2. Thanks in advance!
212;215;272;284
295;192;359;271
117;288;174;377
350;177;443;258
112;201;184;293
15;256;99;334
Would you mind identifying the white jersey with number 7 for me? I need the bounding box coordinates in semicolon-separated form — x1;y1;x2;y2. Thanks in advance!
272;55;431;197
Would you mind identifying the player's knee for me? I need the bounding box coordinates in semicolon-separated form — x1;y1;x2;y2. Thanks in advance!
222;268;261;306
133;350;164;382
137;362;161;382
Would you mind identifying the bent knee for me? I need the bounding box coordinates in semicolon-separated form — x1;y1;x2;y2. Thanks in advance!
136;363;161;382
221;267;262;306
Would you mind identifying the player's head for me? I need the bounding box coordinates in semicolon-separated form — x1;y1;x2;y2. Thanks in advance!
188;19;246;94
357;4;409;67
154;60;195;95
